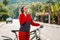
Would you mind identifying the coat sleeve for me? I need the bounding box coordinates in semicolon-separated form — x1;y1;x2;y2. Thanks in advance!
19;14;26;25
31;20;40;26
30;15;40;26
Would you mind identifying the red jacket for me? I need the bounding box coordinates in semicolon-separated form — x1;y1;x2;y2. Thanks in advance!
19;13;40;26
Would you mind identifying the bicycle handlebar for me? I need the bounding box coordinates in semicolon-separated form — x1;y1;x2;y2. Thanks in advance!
11;30;19;33
11;26;44;33
11;26;44;40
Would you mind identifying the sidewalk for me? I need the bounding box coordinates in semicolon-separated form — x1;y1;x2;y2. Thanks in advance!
44;23;60;28
37;22;60;28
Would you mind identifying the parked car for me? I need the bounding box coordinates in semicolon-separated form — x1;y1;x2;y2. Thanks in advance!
6;17;13;23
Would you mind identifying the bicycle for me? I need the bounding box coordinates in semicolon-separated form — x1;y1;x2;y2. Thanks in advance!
1;26;43;40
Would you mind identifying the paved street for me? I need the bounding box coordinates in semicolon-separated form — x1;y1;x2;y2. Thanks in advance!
0;19;60;40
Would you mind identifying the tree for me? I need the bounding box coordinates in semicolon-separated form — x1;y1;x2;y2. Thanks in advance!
46;0;55;5
2;14;9;21
29;2;42;18
50;2;60;16
30;2;42;13
0;0;10;21
3;0;9;6
0;2;7;12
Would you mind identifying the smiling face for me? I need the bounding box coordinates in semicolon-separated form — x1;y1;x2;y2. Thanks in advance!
23;6;28;13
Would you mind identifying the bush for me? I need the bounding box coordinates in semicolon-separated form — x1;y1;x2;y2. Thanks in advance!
2;14;9;21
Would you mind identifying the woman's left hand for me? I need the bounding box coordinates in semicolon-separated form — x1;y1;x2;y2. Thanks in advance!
40;24;44;28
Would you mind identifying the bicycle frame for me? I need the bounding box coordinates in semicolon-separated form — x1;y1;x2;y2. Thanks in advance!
11;27;42;40
2;26;43;40
30;27;41;40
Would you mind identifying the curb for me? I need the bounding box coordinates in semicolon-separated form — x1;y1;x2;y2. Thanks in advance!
0;22;5;27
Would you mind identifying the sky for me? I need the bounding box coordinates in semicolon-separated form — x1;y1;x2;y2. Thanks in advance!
9;0;48;4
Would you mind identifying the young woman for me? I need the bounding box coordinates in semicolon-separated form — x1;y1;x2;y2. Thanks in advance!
18;6;42;40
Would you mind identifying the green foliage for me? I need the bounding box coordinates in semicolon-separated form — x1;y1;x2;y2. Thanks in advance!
0;0;10;21
0;2;7;12
30;2;42;13
51;2;60;16
0;0;60;20
2;14;9;21
7;4;21;18
3;0;9;6
29;2;42;18
42;4;51;13
0;0;9;13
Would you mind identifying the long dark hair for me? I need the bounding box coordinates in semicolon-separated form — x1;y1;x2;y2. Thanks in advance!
21;6;25;13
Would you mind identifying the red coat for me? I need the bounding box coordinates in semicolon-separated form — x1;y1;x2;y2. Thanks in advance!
18;13;40;40
19;13;40;26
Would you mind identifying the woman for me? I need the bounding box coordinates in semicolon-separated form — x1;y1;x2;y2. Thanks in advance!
18;6;42;40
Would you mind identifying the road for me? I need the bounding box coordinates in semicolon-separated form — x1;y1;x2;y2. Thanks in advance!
0;19;60;40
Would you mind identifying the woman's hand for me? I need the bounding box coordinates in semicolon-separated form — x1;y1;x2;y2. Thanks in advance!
40;25;44;28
